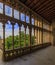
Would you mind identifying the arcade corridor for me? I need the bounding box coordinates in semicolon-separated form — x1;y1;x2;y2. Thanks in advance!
0;0;55;64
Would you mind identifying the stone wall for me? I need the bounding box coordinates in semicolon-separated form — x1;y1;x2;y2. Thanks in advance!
52;19;55;45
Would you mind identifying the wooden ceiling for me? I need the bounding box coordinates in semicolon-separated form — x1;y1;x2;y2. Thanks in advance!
19;0;55;23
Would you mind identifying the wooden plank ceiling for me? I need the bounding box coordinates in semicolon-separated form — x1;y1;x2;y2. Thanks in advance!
19;0;55;23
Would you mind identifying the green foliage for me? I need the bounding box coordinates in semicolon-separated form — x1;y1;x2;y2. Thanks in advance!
5;32;35;50
5;36;12;50
14;35;20;48
20;32;25;47
26;34;30;46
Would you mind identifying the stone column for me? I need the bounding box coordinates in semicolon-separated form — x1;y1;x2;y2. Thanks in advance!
52;19;55;46
24;25;27;47
19;24;21;48
12;23;14;50
29;12;32;52
3;23;5;61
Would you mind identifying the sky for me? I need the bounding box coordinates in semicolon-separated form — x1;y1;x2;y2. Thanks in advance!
0;2;3;14
0;2;34;39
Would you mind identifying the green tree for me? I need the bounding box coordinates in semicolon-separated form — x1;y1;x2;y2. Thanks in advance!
5;32;35;50
31;36;35;45
5;36;12;50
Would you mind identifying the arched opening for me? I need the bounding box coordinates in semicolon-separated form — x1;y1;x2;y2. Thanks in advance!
5;21;12;50
14;23;19;49
26;26;30;46
21;25;25;47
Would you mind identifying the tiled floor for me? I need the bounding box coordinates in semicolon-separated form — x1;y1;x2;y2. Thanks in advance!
0;46;55;65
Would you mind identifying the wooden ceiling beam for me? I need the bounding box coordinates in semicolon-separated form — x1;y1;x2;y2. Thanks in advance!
35;0;52;11
37;5;53;13
29;0;45;7
38;6;54;14
39;10;55;17
25;0;33;6
27;0;35;7
40;11;55;17
32;0;47;10
33;0;49;10
36;1;53;12
31;0;42;9
40;12;55;20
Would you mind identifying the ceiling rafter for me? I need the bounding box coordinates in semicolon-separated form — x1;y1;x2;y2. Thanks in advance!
36;1;53;12
37;5;55;14
33;0;48;10
39;10;55;17
25;0;33;6
31;0;41;9
31;0;47;10
27;0;35;7
35;0;52;11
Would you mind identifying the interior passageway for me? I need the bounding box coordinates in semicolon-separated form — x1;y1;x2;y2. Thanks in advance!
0;0;54;62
